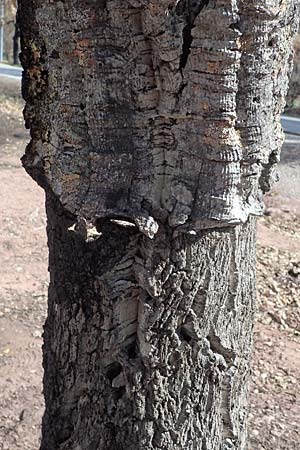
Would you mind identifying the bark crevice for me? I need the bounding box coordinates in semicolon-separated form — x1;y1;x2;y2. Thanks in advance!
178;0;210;71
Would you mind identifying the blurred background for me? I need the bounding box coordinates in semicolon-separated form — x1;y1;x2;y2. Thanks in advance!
0;1;19;65
0;2;299;450
287;33;300;112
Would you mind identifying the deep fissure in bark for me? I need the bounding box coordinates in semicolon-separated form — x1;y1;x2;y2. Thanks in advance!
179;0;210;70
179;23;193;70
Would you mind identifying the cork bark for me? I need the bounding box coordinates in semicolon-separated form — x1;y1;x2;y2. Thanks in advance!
18;1;299;450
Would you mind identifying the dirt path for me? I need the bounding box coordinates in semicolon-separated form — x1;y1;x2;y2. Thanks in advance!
0;78;48;450
0;78;299;450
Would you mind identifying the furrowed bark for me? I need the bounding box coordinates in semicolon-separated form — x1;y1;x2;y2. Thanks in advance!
17;1;299;449
18;0;299;231
44;192;256;450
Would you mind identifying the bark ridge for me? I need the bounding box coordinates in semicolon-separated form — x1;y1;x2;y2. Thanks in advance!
19;0;299;236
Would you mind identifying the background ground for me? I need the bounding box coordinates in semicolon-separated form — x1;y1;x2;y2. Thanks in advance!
0;77;299;450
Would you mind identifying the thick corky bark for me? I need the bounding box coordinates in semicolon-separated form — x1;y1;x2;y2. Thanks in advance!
18;1;299;450
19;0;299;233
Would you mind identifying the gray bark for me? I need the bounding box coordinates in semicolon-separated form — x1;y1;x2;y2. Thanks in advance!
19;0;299;232
17;1;299;450
43;193;256;450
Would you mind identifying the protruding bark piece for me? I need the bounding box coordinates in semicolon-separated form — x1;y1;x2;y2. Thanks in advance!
134;216;159;239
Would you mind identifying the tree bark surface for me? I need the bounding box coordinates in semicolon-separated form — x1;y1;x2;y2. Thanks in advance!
44;193;256;450
19;0;299;233
17;1;299;450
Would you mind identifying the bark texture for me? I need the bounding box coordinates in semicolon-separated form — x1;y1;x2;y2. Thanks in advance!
17;1;299;450
19;0;299;234
44;193;256;450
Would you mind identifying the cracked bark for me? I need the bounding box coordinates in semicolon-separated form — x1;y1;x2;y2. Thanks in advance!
43;193;256;450
17;1;299;449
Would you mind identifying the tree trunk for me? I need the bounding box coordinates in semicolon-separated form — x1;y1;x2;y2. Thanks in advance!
43;191;256;450
18;1;299;450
